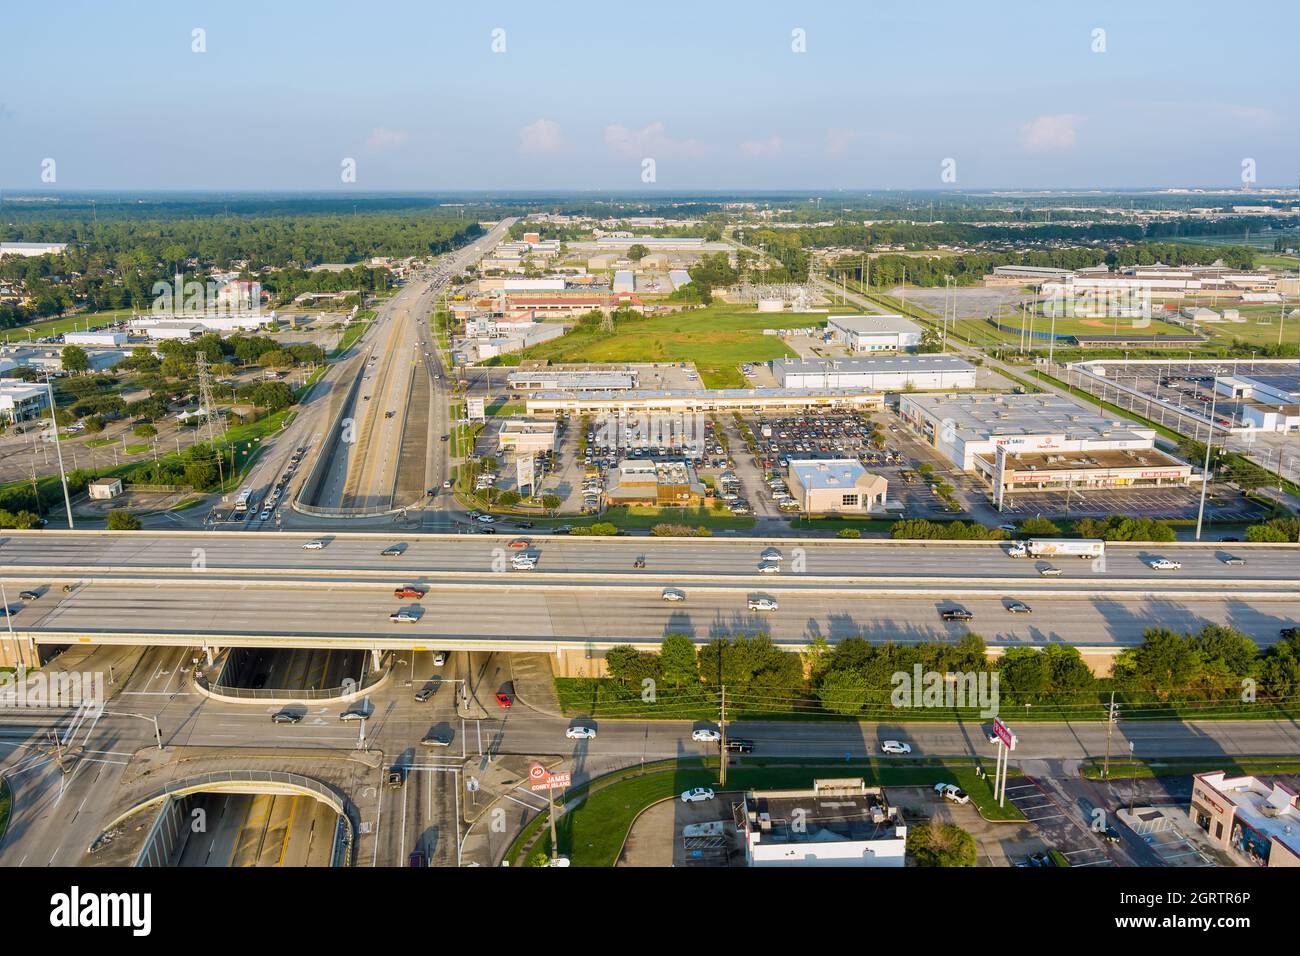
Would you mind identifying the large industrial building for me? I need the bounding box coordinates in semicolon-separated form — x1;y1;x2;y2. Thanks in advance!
524;386;884;416
899;392;1194;500
786;459;888;514
826;315;924;353
507;370;637;392
772;355;976;391
1215;371;1300;433
740;779;907;868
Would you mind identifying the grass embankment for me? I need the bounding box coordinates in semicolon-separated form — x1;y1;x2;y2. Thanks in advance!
512;305;804;389
1080;756;1300;781
0;775;10;844
539;505;756;532
554;678;1300;724
507;757;1022;866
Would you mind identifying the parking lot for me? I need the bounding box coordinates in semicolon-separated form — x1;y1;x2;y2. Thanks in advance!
998;483;1270;522
1002;778;1115;867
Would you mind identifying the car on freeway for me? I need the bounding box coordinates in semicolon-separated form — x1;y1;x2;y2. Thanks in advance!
724;738;755;753
681;787;716;803
394;586;426;599
386;768;404;788
748;597;778;612
511;554;537;570
881;740;912;755
408;851;426;868
941;608;974;622
389;609;419;623
442;480;452;489
414;684;438;702
756;561;780;574
661;588;686;603
565;726;597;740
420;731;452;748
432;651;447;667
494;691;513;708
508;538;530;549
1220;554;1246;566
385;410;395;419
691;728;721;742
259;508;272;521
1038;565;1062;577
935;783;971;805
1148;558;1181;570
380;544;406;556
301;540;326;550
339;709;367;722
1006;600;1032;614
18;589;39;601
760;547;783;562
270;710;302;724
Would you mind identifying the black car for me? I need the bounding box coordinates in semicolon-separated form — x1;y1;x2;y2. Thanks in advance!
414;684;439;702
941;608;974;622
1100;825;1122;844
18;590;40;601
271;710;302;724
724;738;755;753
513;520;535;529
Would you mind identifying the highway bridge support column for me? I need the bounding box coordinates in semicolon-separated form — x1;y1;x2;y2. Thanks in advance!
371;648;382;669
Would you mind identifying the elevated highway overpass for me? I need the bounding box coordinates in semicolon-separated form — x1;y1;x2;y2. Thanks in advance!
2;531;1295;670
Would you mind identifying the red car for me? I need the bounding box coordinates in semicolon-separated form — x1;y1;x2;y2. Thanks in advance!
393;586;427;599
495;692;513;709
508;538;530;549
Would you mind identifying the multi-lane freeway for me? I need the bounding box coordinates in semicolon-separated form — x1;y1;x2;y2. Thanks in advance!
2;532;1296;654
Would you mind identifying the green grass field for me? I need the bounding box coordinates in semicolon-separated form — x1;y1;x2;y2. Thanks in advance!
513;305;806;388
2;309;139;342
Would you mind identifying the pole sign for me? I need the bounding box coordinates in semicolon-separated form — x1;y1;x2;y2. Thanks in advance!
467;397;485;422
528;762;570;791
993;716;1016;749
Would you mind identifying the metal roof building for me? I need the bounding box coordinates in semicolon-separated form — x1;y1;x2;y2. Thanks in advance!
772;354;975;390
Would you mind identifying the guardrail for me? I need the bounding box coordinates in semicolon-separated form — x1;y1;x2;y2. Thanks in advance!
195;650;390;702
291;352;369;514
94;769;356;867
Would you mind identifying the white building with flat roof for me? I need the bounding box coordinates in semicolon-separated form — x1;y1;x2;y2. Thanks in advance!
497;419;558;454
772;355;975;390
787;459;887;514
827;315;923;352
0;378;48;423
64;330;129;347
899;392;1159;471
0;241;68;257
742;780;907;868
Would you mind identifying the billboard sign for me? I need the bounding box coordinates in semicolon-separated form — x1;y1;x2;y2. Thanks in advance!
467;397;485;422
993;717;1016;749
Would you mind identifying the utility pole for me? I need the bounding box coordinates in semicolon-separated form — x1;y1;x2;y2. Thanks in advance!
1195;376;1218;541
718;684;728;788
43;371;74;529
1102;692;1118;778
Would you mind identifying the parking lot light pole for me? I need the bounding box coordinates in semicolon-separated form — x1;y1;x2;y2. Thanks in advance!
1195;376;1218;541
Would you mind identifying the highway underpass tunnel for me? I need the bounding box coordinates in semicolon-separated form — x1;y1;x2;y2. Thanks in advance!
214;648;370;697
132;792;344;867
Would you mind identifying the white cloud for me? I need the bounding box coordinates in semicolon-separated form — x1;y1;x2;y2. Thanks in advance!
825;128;858;158
740;135;784;157
1229;105;1275;126
366;127;410;151
518;118;566;155
603;122;714;159
1019;114;1083;152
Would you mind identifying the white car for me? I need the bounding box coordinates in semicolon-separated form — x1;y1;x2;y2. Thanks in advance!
691;729;721;742
511;556;537;570
477;514;496;524
259;509;272;521
935;783;971;805
301;540;325;550
661;588;686;603
432;651;448;667
389;609;419;623
565;726;596;740
748;597;778;612
681;787;716;803
881;740;912;755
1148;558;1182;570
757;562;780;574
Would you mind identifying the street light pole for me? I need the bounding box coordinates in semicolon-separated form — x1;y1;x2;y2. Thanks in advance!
1195;376;1218;541
42;372;75;528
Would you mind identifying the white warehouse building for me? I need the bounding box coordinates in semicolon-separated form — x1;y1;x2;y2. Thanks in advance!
826;314;924;353
772;355;976;390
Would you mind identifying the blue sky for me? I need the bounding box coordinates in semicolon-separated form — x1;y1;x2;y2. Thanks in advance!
1;0;1295;191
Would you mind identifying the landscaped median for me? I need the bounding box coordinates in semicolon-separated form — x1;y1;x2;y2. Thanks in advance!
505;757;1023;867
